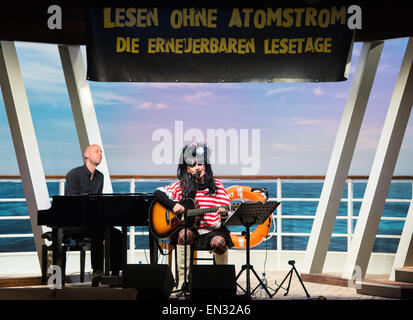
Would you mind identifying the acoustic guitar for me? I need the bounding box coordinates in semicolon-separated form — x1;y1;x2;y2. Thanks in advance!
149;198;239;239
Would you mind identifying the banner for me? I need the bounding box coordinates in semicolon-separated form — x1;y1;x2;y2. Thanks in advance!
86;2;354;82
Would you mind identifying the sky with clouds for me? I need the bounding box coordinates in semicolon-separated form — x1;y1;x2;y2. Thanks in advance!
0;37;412;176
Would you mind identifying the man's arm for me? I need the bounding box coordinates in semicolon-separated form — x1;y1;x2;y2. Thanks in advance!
64;170;79;196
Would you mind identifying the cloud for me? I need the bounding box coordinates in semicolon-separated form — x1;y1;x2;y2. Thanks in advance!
274;143;301;151
312;87;323;96
334;93;348;99
265;86;296;96
356;137;379;150
136;102;168;110
183;91;216;103
16;42;59;56
93;91;136;106
287;117;338;127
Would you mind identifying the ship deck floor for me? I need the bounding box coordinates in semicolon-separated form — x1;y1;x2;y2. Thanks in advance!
0;271;394;300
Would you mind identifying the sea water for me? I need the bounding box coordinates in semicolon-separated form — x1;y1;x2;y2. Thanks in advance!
0;180;411;253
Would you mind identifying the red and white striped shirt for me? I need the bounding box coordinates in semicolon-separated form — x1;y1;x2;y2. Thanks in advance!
157;179;231;233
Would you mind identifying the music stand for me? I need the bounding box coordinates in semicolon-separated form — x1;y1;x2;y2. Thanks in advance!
271;260;310;298
225;201;280;299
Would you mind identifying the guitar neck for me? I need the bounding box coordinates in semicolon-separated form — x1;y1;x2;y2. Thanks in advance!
187;204;233;217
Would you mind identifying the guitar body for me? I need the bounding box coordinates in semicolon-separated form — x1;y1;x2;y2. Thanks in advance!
149;199;196;239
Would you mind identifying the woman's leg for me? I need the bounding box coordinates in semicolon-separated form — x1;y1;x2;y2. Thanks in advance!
210;236;228;265
176;228;195;289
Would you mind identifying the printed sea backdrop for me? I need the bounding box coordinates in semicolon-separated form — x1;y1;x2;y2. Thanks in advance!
0;180;411;253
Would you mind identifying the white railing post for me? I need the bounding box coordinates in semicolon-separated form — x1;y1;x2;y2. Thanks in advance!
347;179;353;251
129;178;136;262
58;179;65;196
276;178;282;269
345;38;413;280
303;41;384;275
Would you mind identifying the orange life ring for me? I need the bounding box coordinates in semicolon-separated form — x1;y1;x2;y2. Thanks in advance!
226;185;273;249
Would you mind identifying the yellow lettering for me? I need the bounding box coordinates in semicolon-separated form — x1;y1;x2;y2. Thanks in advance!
125;8;136;27
289;38;297;54
314;37;327;52
103;8;115;28
219;38;227;53
305;37;314;53
131;38;139;53
262;37;332;55
147;38;156;53
266;8;282;27
242;8;253;27
115;8;125;27
253;10;266;29
170;10;182;28
147;8;159;26
210;38;219;53
182;8;195;27
192;38;200;54
136;8;147;27
331;6;346;25
296;38;305;53
272;39;280;54
227;38;238;53
264;39;270;54
175;39;184;53
116;37;139;53
324;37;332;53
305;8;317;26
282;8;293;27
246;39;255;53
228;8;242;27
238;39;246;54
116;37;126;52
156;37;165;52
318;9;330;28
294;8;305;27
165;38;175;53
279;38;289;54
184;38;192;53
195;8;207;27
207;9;217;28
200;38;209;53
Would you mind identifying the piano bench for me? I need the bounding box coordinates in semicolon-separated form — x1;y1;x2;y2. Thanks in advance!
41;231;92;286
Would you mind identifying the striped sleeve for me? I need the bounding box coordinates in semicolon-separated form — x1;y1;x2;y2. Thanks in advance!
156;180;183;202
197;179;231;231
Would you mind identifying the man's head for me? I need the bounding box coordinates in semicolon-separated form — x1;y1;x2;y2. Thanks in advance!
84;144;102;167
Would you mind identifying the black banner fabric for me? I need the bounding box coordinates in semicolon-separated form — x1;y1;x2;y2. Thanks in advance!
86;3;354;82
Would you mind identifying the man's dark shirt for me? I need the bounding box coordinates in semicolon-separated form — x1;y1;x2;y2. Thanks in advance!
64;164;103;196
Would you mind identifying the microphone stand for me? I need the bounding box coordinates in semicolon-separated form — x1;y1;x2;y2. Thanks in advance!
182;206;190;297
171;204;190;298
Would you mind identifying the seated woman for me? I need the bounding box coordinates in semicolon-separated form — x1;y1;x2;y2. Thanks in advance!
153;143;233;290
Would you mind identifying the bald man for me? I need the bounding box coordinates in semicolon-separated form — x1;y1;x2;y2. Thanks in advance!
65;144;103;196
64;144;122;280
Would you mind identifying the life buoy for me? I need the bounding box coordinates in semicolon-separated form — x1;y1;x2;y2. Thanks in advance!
226;185;273;249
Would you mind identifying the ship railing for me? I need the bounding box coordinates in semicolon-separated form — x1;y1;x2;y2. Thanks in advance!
0;175;412;256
